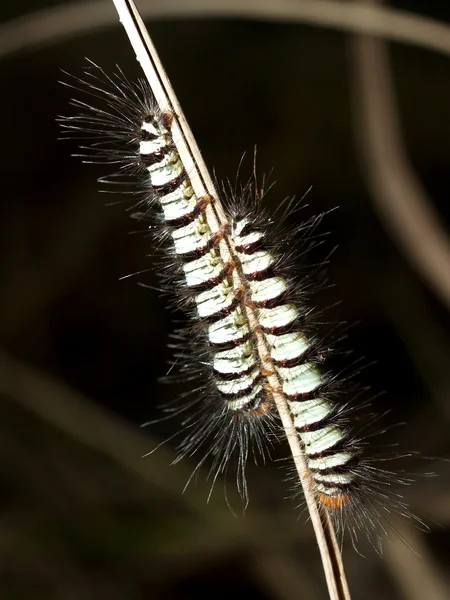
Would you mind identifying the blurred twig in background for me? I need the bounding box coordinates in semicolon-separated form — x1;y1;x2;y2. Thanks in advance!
350;0;450;310
384;519;450;600
1;0;450;59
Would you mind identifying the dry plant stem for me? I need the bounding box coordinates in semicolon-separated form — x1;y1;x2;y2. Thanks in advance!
2;1;450;60
112;1;350;598
350;1;450;310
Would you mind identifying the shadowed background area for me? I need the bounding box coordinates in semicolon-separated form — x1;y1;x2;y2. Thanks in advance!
0;1;449;598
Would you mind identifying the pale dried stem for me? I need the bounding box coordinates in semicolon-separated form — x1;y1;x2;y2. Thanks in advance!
112;0;350;597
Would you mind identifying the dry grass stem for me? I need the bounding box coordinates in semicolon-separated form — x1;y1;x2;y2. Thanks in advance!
111;0;351;597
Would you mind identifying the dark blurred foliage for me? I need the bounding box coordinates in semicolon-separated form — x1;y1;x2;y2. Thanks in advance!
0;1;449;599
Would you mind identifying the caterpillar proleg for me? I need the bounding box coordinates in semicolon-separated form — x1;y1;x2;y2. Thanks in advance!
60;0;426;596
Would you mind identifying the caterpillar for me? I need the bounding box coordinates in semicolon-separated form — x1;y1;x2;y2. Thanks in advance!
61;62;420;550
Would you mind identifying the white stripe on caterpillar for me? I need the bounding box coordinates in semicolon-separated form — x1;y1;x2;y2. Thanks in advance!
138;113;268;417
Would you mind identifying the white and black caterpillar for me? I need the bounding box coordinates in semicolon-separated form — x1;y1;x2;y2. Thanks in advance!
61;63;420;548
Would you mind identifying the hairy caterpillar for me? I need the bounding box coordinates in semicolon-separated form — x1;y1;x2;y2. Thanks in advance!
61;63;421;550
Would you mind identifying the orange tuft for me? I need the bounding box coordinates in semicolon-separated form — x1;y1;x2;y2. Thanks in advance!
319;493;350;509
160;110;174;129
197;194;212;211
249;399;273;416
261;367;274;378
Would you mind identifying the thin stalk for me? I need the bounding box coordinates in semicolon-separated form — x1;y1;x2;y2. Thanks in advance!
111;1;351;597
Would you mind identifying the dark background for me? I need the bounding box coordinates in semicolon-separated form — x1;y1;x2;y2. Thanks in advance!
0;1;449;598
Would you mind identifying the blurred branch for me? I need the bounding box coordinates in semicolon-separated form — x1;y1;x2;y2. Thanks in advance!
384;519;450;600
350;0;450;310
0;0;450;60
0;351;221;512
377;266;450;420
